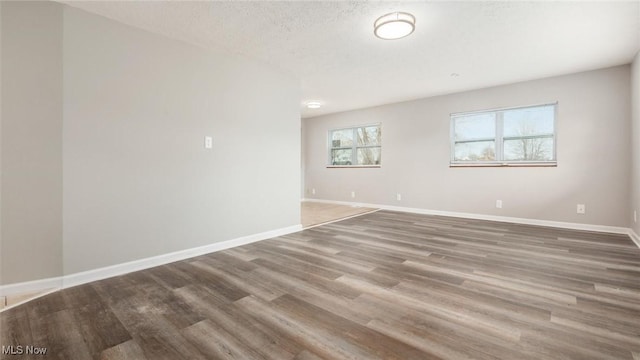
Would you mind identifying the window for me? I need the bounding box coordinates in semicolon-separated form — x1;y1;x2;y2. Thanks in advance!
451;103;556;166
329;125;381;166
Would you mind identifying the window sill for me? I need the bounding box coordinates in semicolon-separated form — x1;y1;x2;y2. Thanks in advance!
326;165;381;169
450;162;557;168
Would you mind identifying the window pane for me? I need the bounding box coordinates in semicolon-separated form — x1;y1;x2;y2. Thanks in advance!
330;129;353;148
331;149;353;165
357;147;381;165
503;105;554;137
453;113;496;141
454;141;495;161
504;137;554;161
357;126;381;146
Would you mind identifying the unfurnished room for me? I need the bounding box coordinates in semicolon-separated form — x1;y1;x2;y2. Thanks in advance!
1;1;640;359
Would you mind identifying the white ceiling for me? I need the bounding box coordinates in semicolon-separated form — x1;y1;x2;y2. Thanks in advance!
62;1;640;118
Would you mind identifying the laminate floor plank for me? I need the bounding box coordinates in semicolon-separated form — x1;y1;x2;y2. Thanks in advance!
293;350;326;360
249;257;362;300
247;266;373;325
140;282;207;330
271;294;429;360
192;252;260;273
0;307;34;359
262;243;400;288
107;294;207;360
64;294;132;359
170;262;250;302
181;319;266;360
272;236;343;256
98;340;147;360
519;325;636;360
145;265;199;290
188;260;286;302
235;295;378;360
176;294;300;360
40;310;93;360
269;241;377;272
2;210;639;359
249;248;345;281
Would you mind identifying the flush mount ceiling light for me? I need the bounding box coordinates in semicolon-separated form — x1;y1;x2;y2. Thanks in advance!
306;101;322;109
374;12;416;40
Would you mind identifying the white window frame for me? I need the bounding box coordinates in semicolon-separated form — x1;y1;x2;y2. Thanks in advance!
328;124;382;168
450;103;557;167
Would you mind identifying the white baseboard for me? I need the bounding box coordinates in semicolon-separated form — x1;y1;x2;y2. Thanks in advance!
629;229;640;248
63;224;303;288
0;224;303;299
303;198;632;235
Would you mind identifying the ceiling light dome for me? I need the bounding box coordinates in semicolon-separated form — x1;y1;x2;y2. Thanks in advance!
306;101;322;109
374;12;416;40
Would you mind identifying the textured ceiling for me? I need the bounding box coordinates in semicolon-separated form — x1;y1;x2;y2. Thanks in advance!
61;1;640;118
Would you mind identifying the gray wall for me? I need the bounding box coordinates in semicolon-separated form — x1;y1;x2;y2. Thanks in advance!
632;52;640;235
304;66;631;228
62;8;300;275
1;2;64;284
1;2;300;284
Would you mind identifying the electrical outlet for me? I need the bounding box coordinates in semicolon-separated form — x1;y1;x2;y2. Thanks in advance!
496;200;502;209
312;188;316;195
351;191;356;198
204;136;213;149
577;204;586;214
634;210;637;223
397;193;402;201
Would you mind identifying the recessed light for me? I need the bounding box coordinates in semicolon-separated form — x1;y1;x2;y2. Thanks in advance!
450;73;460;77
306;101;322;109
374;12;416;40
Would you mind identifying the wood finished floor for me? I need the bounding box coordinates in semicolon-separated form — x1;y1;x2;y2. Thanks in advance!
0;201;364;311
2;210;640;360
